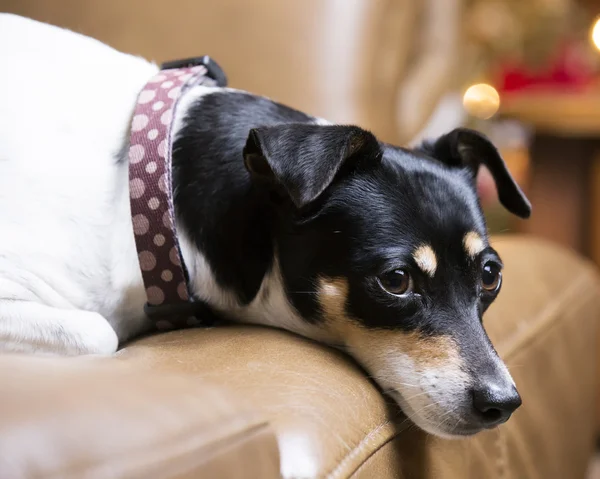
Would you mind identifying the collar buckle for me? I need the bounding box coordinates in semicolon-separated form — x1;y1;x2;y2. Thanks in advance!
160;55;227;87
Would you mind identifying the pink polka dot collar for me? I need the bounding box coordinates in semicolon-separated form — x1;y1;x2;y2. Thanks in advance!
128;56;227;330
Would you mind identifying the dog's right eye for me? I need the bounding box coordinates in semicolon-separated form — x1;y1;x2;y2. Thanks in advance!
377;269;412;296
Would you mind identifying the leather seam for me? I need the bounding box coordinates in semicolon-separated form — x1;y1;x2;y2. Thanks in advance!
326;420;396;479
346;433;400;479
495;427;508;479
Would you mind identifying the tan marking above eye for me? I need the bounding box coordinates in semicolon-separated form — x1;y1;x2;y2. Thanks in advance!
318;277;349;324
463;231;485;258
412;244;437;277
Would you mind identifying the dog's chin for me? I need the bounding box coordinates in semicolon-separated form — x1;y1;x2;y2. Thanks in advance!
429;426;484;439
388;390;485;439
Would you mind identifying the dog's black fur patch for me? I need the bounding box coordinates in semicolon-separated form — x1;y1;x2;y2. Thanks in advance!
172;89;530;366
173;91;312;304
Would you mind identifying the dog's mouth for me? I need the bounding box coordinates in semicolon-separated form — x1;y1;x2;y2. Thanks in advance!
344;334;521;438
315;277;521;437
386;390;480;438
385;370;521;438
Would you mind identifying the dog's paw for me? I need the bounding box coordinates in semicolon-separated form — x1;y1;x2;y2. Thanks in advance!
77;316;119;355
278;433;319;479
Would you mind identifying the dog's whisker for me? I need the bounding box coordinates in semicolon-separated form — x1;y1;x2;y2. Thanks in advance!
400;391;432;402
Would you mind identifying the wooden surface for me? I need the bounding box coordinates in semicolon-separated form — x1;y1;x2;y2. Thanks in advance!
501;91;600;137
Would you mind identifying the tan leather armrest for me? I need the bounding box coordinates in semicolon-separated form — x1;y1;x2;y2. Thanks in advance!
118;326;393;479
0;355;280;479
118;236;600;478
1;236;595;478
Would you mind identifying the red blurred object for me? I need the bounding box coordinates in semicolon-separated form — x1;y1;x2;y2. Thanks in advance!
495;42;596;94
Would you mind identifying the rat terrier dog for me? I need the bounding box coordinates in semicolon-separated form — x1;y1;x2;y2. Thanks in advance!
0;14;530;438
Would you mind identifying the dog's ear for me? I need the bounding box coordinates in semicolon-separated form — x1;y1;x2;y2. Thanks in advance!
424;128;531;218
243;124;381;208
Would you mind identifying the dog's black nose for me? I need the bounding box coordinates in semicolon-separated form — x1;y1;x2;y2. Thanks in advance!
472;383;522;427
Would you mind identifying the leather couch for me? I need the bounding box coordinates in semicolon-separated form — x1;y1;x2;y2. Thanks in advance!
1;237;599;478
1;2;600;478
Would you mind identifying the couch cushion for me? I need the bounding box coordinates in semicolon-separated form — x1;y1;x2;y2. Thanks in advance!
119;325;389;479
0;354;279;479
118;236;600;478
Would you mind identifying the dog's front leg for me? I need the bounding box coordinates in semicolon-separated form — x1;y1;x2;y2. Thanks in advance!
0;301;118;356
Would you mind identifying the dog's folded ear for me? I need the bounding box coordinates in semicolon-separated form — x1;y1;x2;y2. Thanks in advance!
243;124;381;208
424;128;531;219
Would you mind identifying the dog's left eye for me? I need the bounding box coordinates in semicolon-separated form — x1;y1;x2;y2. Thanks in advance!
481;262;502;292
377;269;412;296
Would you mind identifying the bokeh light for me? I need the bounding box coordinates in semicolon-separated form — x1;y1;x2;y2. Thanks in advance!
462;83;500;119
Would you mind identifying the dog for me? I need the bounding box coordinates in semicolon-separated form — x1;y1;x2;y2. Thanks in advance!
0;14;530;439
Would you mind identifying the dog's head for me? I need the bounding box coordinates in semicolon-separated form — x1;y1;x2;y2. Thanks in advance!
243;124;530;437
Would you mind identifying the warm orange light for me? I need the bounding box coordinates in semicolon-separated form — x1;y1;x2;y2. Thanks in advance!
591;17;600;51
462;83;500;120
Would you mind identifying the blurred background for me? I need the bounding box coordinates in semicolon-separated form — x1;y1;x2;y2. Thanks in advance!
2;0;600;267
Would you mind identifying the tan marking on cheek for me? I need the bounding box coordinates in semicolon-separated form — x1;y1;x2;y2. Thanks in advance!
463;231;485;258
393;332;460;368
317;276;462;370
318;277;470;433
412;244;437;277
